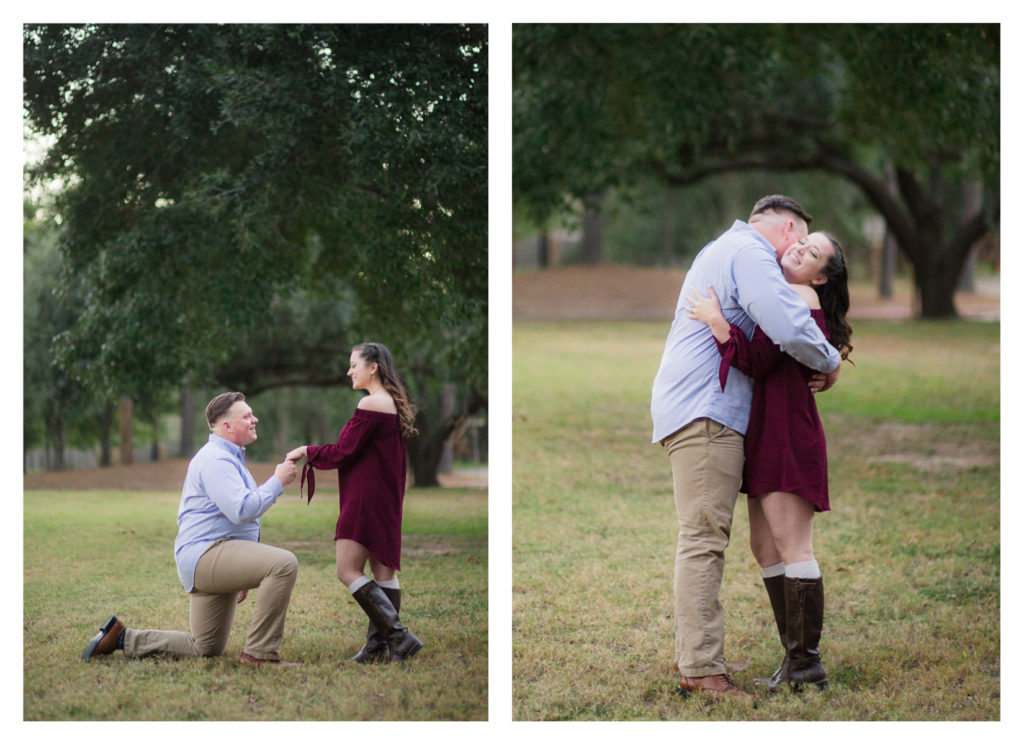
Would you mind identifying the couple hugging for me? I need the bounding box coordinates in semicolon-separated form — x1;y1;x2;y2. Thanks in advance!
652;194;853;700
82;342;423;667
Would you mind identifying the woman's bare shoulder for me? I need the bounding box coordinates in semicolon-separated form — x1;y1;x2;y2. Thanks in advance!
357;392;398;414
790;282;821;309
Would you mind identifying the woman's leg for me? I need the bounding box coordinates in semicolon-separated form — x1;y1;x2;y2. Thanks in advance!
757;491;815;567
747;496;784;569
757;491;827;689
348;551;400;663
336;539;399;589
748;495;788;687
336;538;372;587
369;556;397;583
338;539;421;662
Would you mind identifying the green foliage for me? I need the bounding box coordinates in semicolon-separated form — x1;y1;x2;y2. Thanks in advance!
832;24;999;180
513;23;999;317
514;23;997;214
23;200;102;453
24;24;487;397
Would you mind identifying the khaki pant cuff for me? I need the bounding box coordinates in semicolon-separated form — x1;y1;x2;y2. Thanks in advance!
677;663;727;678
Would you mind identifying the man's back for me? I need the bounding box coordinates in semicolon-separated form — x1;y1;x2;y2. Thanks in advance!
651;221;768;442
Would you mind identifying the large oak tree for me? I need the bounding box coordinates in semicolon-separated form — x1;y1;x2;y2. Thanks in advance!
514;23;998;317
25;23;487;484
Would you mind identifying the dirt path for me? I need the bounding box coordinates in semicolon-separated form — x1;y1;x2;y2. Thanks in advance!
513;264;999;322
23;459;487;491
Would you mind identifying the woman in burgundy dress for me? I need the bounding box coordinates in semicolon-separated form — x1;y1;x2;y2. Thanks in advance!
686;231;853;693
286;342;422;663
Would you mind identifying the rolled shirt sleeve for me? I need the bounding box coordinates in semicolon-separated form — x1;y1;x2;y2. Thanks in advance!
200;456;283;524
732;244;840;374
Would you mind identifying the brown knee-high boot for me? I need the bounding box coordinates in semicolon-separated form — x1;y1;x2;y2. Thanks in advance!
350;586;401;664
783;576;828;690
754;574;790;691
351;580;423;662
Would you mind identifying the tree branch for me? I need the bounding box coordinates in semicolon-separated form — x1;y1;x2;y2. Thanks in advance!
651;138;922;261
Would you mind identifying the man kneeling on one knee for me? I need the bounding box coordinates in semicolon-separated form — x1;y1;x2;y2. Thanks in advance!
82;392;301;667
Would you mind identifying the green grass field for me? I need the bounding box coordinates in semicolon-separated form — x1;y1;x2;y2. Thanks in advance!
512;319;999;720
24;483;487;720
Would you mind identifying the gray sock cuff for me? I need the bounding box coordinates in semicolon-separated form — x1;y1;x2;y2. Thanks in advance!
347;575;373;594
784;560;821;579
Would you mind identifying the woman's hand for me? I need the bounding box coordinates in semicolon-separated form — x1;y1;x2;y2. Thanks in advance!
685;286;724;326
685;286;731;343
285;445;307;463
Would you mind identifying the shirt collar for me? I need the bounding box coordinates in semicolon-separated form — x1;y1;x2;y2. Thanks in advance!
209;433;246;460
734;219;776;256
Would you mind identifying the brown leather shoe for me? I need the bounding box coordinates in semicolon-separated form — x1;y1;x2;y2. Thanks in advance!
675;660;747;674
677;674;753;701
239;652;301;668
81;615;125;661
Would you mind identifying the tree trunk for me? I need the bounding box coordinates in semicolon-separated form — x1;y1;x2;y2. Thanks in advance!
408;413;448;488
818;155;983;319
957;181;983;292
913;254;960;318
581;193;603;264
180;389;195;458
119;396;133;466
150;411;161;462
958;245;977;293
438;383;456;475
537;230;550;268
45;406;66;471
659;185;678;265
406;382;486;487
905;200;961;318
99;400;114;466
407;369;447;487
879;229;897;298
273;387;291;457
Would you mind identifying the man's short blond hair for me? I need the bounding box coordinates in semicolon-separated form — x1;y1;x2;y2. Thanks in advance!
205;392;245;428
750;194;813;226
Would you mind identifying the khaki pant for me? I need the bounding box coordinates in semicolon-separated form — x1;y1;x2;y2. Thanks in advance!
663;418;744;677
123;539;298;661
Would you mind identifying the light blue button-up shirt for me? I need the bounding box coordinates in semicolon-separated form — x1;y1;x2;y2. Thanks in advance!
173;434;283;592
651;220;840;443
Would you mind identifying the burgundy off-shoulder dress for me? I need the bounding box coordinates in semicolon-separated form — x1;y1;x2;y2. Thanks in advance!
715;308;831;512
302;407;407;569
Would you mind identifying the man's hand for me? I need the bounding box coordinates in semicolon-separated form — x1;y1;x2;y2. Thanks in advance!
809;365;841;393
275;459;297;487
237;589;248;604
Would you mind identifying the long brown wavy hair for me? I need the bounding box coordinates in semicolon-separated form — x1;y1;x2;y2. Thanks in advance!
354;342;419;438
814;233;854;362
